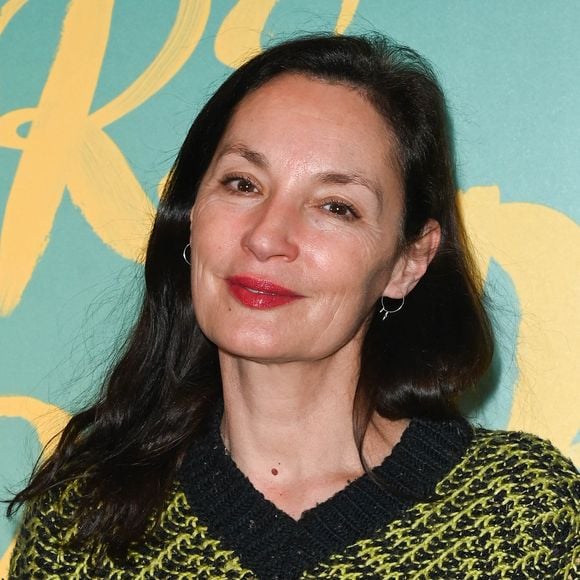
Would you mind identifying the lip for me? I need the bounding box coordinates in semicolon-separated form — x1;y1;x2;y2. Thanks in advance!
226;275;303;309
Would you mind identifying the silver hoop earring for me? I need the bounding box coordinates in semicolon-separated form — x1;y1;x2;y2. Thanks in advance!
379;295;405;321
182;243;191;266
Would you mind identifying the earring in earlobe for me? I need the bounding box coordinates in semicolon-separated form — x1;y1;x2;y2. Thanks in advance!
379;295;405;321
182;243;191;265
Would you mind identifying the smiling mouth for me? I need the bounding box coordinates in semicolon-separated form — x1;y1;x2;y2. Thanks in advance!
226;275;303;309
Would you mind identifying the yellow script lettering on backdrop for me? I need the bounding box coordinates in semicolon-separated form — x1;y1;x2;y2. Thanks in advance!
0;0;211;316
215;0;360;67
461;186;580;462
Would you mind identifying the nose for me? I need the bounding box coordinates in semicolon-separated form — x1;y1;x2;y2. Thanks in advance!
241;197;300;262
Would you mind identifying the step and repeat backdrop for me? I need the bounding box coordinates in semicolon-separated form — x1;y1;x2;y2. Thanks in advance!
1;0;579;571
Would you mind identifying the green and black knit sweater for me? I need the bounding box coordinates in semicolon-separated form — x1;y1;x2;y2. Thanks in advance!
9;415;580;579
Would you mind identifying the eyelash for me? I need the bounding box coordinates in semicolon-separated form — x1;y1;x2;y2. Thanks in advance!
321;199;360;220
220;174;259;194
219;175;360;220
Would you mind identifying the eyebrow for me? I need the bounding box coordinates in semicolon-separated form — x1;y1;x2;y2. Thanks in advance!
218;143;270;169
217;143;384;207
318;171;383;207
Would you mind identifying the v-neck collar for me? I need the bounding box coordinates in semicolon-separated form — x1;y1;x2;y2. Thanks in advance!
179;407;473;579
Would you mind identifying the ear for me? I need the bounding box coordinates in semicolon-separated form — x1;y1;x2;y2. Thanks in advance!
383;219;441;299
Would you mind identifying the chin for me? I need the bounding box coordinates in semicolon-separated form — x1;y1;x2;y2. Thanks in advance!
208;325;291;362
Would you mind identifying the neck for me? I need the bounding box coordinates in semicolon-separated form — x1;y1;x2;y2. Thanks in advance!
218;350;408;519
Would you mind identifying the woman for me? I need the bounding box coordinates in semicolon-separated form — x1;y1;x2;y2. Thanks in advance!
8;34;578;578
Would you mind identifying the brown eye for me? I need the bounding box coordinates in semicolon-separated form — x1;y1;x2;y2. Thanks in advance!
322;200;359;219
328;202;349;216
221;174;259;194
236;178;256;193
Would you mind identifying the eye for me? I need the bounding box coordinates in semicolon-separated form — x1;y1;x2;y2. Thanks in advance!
221;174;259;194
321;199;360;220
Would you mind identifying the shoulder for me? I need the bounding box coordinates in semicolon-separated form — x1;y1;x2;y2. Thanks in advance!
427;428;579;576
465;427;578;489
442;427;579;539
8;480;84;577
14;478;84;540
8;480;206;578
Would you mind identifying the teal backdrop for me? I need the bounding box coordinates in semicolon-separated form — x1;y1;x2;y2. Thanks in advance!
1;0;579;571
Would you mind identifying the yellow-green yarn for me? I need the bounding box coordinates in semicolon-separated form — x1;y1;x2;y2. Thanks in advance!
9;429;579;579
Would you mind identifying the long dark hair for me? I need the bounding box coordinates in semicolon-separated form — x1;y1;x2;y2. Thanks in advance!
9;33;493;554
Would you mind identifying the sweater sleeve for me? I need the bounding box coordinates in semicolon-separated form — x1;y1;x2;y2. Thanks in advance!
8;500;46;579
9;500;53;578
541;445;580;579
8;483;86;579
479;430;580;578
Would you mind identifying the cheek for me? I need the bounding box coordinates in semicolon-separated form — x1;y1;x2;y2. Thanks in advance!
189;213;222;309
305;234;393;299
190;204;238;267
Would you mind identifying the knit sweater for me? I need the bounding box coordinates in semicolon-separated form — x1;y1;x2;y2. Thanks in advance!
9;415;580;579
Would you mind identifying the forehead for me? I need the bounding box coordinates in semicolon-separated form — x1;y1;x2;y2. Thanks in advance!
217;74;399;177
228;73;385;135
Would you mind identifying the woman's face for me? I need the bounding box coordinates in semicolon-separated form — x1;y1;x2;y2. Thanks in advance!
190;74;408;363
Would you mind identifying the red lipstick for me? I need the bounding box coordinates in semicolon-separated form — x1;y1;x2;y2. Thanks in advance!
227;275;303;309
